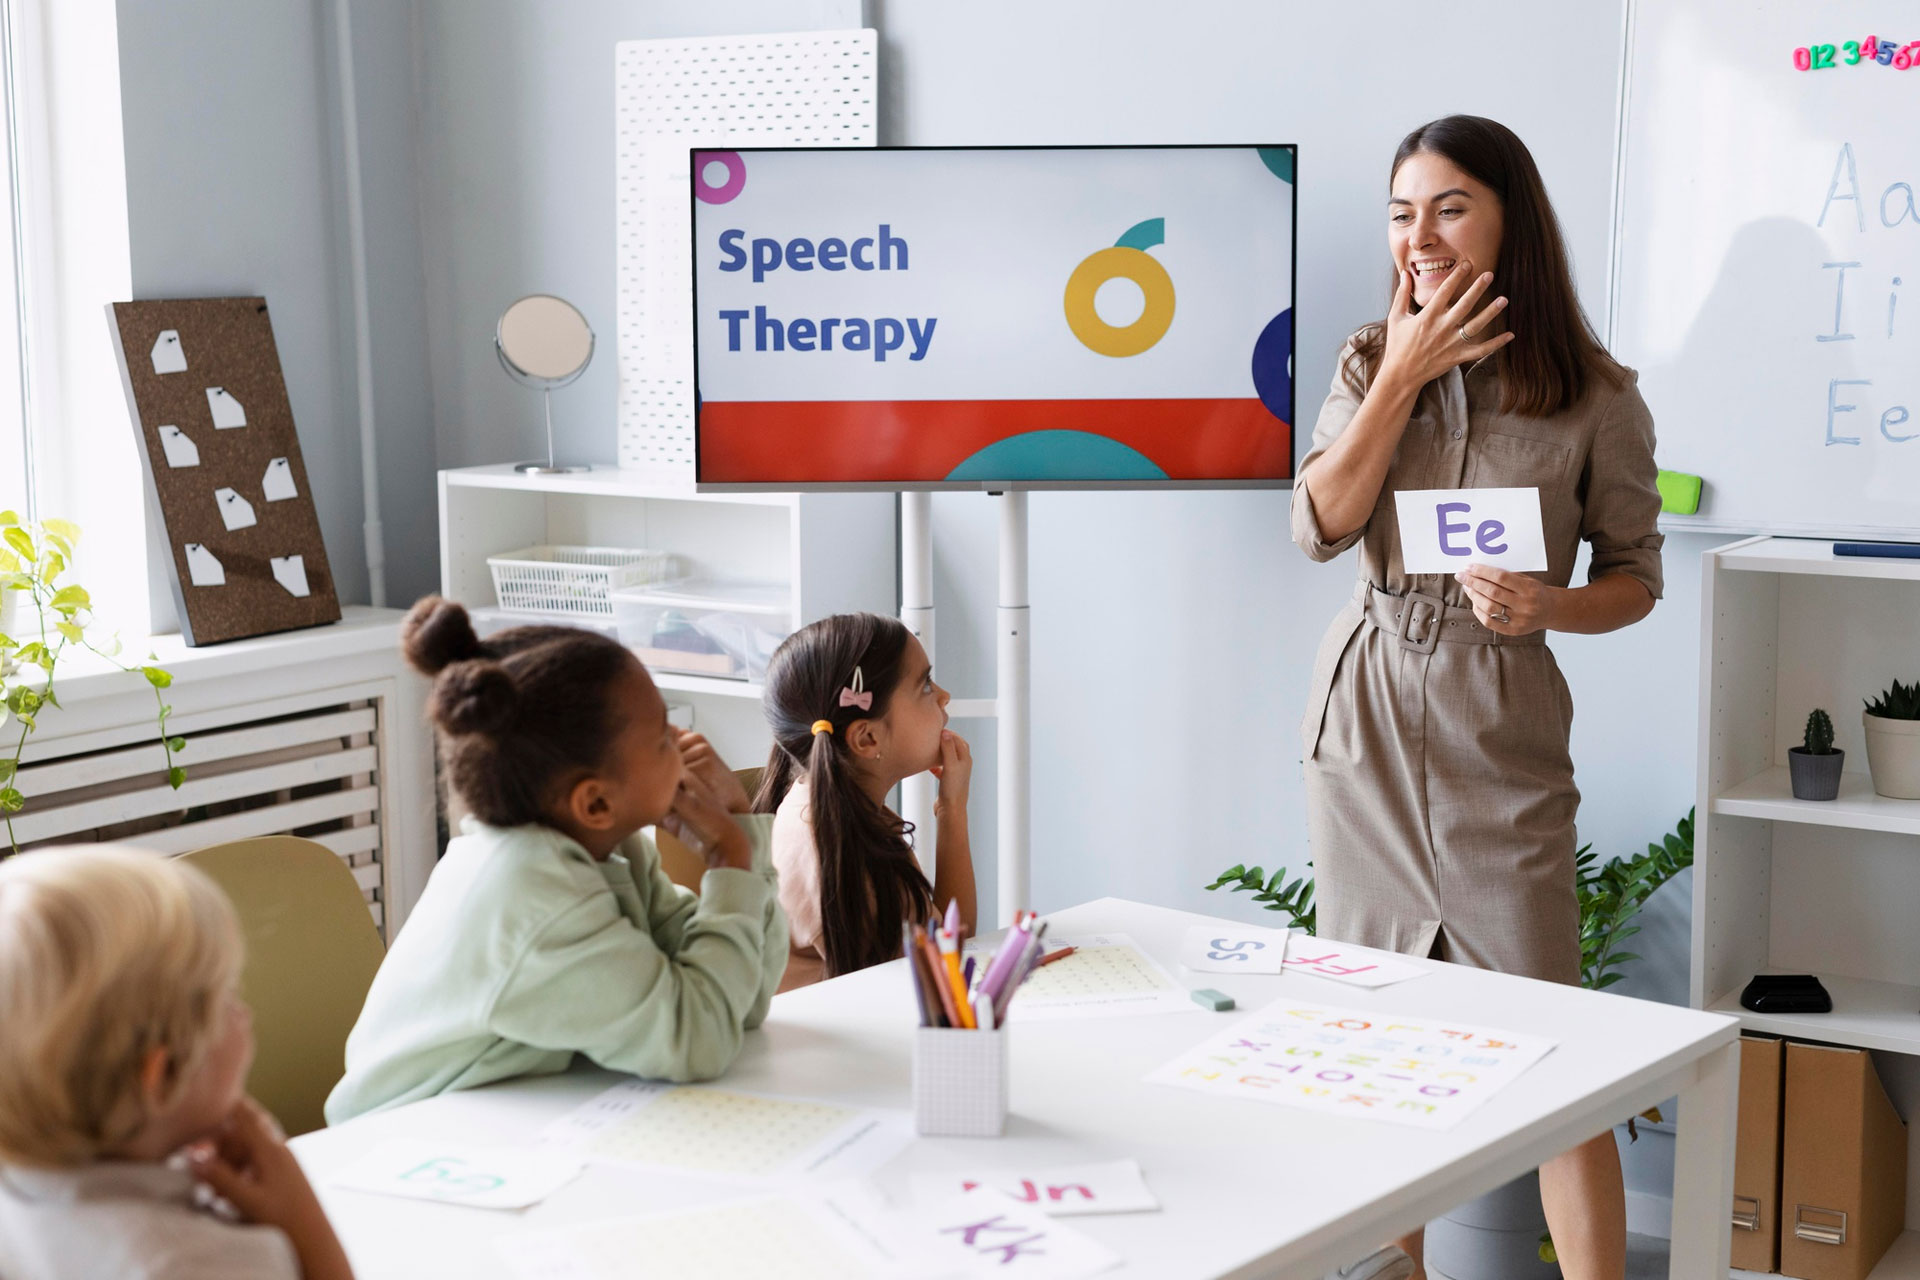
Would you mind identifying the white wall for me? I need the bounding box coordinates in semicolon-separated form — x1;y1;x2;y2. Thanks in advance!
113;1;1705;950
116;1;353;609
410;0;860;475
863;1;1700;924
114;0;440;612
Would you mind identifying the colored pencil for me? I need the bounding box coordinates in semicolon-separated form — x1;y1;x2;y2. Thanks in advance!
937;928;975;1029
903;921;932;1026
920;929;962;1028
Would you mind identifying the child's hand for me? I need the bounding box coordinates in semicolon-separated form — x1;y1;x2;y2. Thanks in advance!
188;1097;354;1280
672;728;752;813
930;729;972;817
660;770;753;872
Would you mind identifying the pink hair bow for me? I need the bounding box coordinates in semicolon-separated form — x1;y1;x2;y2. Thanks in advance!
838;666;872;711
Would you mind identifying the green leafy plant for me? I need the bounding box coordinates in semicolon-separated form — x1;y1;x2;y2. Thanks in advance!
1864;679;1920;720
1205;860;1316;933
1800;709;1836;755
1577;807;1694;992
0;514;184;856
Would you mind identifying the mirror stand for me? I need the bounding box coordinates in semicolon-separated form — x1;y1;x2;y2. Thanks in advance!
514;389;588;475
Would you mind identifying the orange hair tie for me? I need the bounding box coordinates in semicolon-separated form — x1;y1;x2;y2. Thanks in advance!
810;720;834;737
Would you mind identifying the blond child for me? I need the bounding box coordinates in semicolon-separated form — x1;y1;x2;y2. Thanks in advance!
0;846;352;1280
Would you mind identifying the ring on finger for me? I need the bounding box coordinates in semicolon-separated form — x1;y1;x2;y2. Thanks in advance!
1458;324;1475;343
1492;605;1510;624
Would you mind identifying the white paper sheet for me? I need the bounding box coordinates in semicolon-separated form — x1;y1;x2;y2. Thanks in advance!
1281;937;1428;989
911;1160;1159;1217
539;1079;911;1187
158;425;199;468
497;1190;921;1280
1395;487;1547;574
1179;925;1288;975
1147;998;1557;1129
215;487;257;531
328;1139;583;1210
150;329;186;374
183;543;224;586
262;456;297;501
270;555;310;598
206;386;247;429
995;933;1196;1021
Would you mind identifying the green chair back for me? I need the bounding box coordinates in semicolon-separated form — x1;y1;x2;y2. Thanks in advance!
180;836;386;1136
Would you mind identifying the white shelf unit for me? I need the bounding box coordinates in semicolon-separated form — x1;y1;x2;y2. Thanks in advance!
437;465;894;767
1696;535;1920;1262
1733;1230;1920;1280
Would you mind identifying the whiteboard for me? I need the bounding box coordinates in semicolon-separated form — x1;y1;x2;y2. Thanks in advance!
1612;0;1920;539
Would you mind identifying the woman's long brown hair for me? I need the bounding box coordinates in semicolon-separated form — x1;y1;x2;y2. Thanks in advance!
755;613;934;977
1348;115;1625;417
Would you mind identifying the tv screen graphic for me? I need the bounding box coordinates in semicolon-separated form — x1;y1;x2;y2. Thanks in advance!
690;145;1296;490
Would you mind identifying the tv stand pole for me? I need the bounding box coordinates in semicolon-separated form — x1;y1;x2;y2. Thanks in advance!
996;491;1030;925
900;492;938;879
897;489;1031;927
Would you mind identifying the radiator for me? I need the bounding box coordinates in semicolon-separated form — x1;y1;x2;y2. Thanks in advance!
2;608;436;940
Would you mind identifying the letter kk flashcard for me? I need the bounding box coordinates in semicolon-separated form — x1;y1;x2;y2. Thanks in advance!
1395;487;1547;575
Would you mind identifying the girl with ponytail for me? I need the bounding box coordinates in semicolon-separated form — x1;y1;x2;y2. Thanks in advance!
326;598;789;1124
757;613;976;987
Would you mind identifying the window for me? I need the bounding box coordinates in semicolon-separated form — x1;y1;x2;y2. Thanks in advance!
0;0;35;522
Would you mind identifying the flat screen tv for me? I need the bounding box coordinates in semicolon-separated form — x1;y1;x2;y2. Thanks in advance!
691;144;1295;490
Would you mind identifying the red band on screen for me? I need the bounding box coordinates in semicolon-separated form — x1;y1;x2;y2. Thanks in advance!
698;397;1292;484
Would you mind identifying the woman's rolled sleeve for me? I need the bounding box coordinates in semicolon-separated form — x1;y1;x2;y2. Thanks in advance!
1581;374;1665;600
1291;343;1371;562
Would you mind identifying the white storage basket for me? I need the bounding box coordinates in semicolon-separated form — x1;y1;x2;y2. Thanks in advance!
487;545;682;618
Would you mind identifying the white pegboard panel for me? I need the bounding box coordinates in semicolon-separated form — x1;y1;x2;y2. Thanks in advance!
615;29;877;484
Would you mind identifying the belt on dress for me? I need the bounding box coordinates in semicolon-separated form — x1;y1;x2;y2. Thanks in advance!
1355;581;1547;654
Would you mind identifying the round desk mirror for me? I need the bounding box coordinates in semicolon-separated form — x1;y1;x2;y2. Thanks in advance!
496;294;594;474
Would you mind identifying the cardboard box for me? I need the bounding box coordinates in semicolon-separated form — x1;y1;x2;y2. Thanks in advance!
1733;1034;1785;1273
1779;1042;1907;1280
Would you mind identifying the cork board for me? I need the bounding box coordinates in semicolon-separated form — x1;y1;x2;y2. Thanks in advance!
107;298;341;646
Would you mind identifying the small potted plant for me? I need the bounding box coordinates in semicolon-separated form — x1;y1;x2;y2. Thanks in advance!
1788;709;1845;801
1863;680;1920;799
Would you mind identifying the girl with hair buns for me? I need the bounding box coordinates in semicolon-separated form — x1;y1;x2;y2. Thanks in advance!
325;598;788;1124
757;612;975;989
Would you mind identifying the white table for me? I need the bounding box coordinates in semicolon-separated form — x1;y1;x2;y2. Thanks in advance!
291;898;1739;1279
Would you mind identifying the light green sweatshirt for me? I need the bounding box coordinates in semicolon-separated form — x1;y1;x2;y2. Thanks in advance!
324;815;787;1125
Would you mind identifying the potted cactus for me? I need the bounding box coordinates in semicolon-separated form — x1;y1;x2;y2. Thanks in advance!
1788;709;1844;801
1863;680;1920;799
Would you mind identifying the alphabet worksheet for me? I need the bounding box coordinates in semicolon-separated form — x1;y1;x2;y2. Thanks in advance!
1147;999;1556;1129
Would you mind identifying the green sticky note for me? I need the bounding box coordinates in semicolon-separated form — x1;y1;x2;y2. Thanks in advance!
1656;470;1701;515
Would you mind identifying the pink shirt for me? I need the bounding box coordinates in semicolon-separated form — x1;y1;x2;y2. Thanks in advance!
771;781;826;990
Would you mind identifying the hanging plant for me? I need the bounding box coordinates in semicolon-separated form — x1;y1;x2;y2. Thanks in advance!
0;513;184;856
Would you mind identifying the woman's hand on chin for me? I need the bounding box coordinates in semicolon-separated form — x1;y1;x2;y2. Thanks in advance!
1378;262;1512;393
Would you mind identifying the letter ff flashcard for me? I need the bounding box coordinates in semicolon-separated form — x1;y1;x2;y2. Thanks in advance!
1394;487;1547;574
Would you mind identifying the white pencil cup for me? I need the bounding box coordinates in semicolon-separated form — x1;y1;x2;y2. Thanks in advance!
913;1026;1008;1137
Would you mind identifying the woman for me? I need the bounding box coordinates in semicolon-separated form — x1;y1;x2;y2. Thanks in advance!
1294;116;1662;1280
